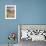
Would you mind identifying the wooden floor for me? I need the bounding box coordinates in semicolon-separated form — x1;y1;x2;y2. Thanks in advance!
0;40;46;46
0;44;18;46
19;39;46;46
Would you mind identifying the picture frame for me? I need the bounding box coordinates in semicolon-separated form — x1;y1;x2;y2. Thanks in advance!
5;5;16;19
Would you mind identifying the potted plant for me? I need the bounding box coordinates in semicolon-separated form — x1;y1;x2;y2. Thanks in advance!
8;32;16;46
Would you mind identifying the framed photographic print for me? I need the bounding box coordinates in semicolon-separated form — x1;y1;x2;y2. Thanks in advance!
5;5;16;19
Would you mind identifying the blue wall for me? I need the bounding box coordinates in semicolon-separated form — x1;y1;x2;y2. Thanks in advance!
0;0;46;44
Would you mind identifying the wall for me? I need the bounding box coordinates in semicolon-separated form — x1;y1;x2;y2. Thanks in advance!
0;0;46;44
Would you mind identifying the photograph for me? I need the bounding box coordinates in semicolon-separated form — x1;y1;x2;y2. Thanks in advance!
5;5;16;19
